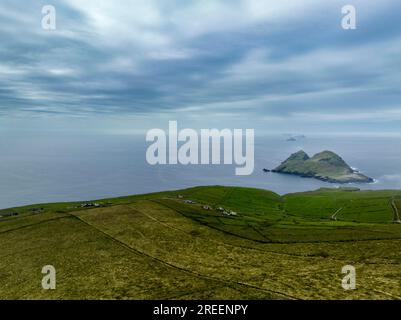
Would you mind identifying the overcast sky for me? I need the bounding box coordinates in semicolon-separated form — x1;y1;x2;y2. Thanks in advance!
1;0;401;135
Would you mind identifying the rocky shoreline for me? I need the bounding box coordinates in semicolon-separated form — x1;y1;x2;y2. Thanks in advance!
271;169;374;184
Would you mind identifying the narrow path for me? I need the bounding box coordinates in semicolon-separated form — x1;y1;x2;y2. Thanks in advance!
391;197;401;224
331;207;343;221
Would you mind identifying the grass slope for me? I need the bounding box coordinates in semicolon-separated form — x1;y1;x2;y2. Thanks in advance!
1;186;401;300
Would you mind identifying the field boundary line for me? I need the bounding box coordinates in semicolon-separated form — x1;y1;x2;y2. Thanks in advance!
69;211;299;300
126;203;339;261
152;199;401;244
0;215;70;236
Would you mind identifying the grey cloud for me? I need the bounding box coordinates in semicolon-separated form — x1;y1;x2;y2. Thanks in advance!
0;0;401;134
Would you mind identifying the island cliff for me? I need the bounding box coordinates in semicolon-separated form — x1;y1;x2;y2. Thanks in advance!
272;150;374;184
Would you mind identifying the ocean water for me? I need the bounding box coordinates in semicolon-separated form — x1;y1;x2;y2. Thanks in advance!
1;133;401;209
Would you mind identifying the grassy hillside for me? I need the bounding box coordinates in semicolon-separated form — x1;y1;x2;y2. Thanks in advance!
1;186;401;300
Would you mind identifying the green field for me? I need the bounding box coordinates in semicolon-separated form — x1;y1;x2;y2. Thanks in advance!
1;186;401;300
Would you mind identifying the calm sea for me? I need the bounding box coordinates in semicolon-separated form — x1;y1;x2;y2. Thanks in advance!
1;133;401;209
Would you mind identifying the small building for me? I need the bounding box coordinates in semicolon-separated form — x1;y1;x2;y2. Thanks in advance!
80;202;101;208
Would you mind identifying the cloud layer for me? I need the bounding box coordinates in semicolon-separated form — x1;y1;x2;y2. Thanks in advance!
1;0;401;134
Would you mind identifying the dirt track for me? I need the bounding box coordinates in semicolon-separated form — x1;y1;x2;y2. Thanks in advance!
391;197;401;224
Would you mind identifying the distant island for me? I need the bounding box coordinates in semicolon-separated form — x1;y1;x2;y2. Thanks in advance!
272;150;374;184
285;134;306;142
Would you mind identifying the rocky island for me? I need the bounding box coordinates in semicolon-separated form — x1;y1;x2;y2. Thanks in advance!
272;150;374;184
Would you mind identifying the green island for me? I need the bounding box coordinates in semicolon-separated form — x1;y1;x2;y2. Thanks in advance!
1;185;401;300
272;150;374;183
